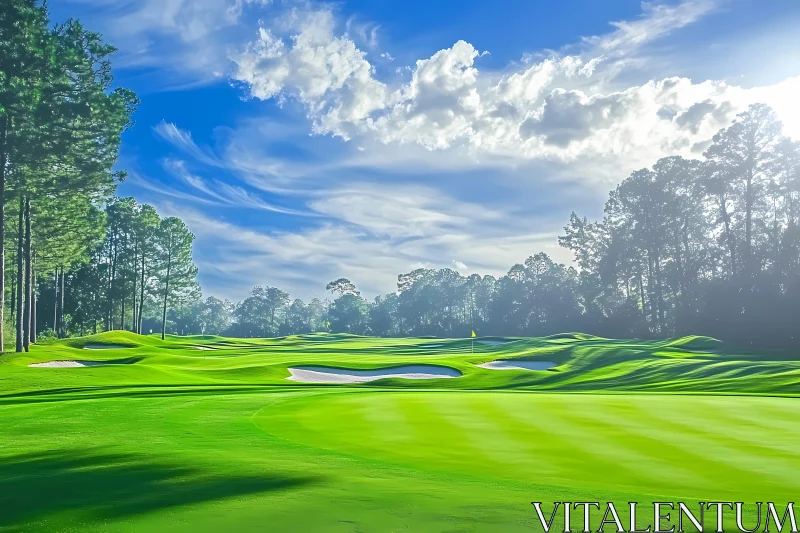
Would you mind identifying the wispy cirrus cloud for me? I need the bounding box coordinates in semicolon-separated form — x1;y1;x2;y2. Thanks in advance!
161;159;316;216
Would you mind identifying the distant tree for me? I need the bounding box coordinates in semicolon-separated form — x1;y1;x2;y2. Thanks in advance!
153;217;199;340
704;104;783;280
232;286;289;337
281;299;310;335
329;293;370;335
326;278;360;296
197;296;233;335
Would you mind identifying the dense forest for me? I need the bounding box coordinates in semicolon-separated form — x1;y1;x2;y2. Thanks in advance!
3;2;799;349
0;1;198;350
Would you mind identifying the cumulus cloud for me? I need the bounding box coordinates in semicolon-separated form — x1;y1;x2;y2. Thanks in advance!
229;0;800;174
232;8;388;136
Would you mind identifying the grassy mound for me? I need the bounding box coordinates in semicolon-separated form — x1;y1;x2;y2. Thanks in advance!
544;332;606;341
661;335;724;352
59;331;156;349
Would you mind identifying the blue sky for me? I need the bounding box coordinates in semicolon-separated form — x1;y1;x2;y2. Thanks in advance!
50;0;800;301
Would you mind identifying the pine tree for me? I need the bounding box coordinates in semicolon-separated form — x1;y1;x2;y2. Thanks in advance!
153;217;199;340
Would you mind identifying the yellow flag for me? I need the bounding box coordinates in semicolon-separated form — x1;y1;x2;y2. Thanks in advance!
471;330;476;338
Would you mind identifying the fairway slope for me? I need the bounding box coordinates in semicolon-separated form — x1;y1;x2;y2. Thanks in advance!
3;331;799;397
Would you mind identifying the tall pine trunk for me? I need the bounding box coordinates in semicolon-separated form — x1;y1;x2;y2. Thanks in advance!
92;287;98;335
30;251;36;344
31;254;36;344
719;194;737;278
53;269;58;332
161;236;172;341
745;167;753;277
15;194;23;352
132;240;138;333
139;249;145;334
9;259;15;328
59;269;65;338
0;115;7;352
108;232;117;330
654;251;665;335
23;196;31;351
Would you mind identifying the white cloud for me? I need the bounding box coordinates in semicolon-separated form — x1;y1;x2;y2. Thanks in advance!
153;121;224;166
232;8;388;135
585;0;718;55
148;159;316;216
148;177;572;300
308;183;499;238
230;0;800;177
60;0;275;85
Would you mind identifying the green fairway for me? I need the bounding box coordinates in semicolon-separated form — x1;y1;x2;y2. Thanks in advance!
1;332;799;532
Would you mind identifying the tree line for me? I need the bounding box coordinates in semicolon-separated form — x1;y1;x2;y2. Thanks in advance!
103;103;797;348
1;1;199;350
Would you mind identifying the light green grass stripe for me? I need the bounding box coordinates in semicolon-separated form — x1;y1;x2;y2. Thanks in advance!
500;394;706;492
641;397;800;458
579;397;797;495
464;393;629;481
393;393;496;470
354;392;418;444
544;395;720;491
425;393;541;473
625;398;800;487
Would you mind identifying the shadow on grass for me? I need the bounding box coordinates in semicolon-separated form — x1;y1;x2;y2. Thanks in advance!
0;449;320;531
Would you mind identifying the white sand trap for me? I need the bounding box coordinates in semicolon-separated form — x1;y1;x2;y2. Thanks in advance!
287;365;461;384
478;360;557;371
83;344;131;350
29;360;130;368
418;344;444;348
195;346;215;351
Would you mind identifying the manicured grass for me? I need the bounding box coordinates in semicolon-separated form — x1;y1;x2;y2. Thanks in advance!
0;332;798;531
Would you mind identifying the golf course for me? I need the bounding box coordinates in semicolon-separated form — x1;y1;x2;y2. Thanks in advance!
1;332;799;532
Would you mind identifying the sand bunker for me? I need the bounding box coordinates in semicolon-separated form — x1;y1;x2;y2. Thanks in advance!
418;344;444;348
476;340;510;346
287;365;461;384
195;346;215;351
477;360;557;371
83;344;131;350
29;360;132;368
